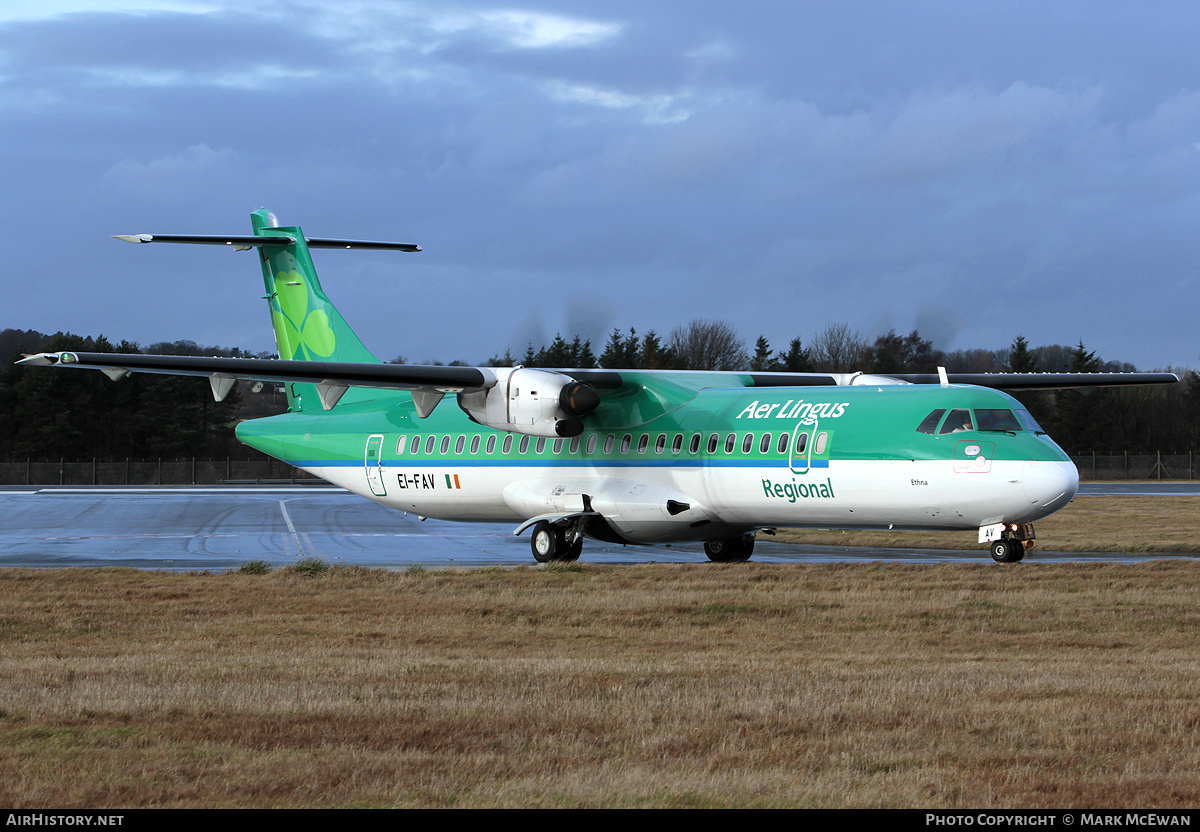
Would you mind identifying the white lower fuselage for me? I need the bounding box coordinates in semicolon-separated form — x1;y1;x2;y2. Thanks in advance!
304;456;1079;544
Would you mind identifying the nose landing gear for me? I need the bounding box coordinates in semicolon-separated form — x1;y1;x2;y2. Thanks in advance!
981;522;1034;563
989;538;1027;563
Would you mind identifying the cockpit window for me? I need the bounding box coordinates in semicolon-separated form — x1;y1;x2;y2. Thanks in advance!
974;409;1023;432
938;409;974;435
1014;409;1046;434
916;409;946;435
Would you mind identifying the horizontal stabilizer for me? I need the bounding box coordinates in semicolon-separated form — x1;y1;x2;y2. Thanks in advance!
113;234;420;252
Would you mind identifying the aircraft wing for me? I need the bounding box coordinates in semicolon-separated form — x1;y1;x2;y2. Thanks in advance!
17;351;486;388
17;352;1179;420
19;353;1179;396
563;368;1181;390
17;351;491;412
20;353;1180;394
882;372;1180;389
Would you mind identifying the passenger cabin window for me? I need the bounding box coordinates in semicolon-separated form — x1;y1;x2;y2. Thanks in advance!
760;433;772;454
621;435;632;453
777;433;789;455
425;436;435;454
502;435;513;454
938;409;974;435
536;438;546;454
486;435;496;454
440;436;451;454
454;436;465;454
586;435;598;454
672;434;684;453
470;435;480;454
707;434;719;454
637;435;649;454
396;436;407;454
410;435;421;454
655;434;667;454
975;409;1023;433
916;409;946;435
724;433;736;453
519;436;530;454
742;433;754;454
604;435;615;454
690;434;701;454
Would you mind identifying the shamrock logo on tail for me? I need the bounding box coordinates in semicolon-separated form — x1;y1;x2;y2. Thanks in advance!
270;271;337;360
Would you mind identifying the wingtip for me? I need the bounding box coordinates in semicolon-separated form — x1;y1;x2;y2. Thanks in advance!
112;234;152;244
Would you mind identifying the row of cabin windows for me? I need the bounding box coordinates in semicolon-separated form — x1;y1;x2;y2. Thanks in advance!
392;430;811;458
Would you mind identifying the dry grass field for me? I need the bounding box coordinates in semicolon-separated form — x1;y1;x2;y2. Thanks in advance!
2;559;1199;808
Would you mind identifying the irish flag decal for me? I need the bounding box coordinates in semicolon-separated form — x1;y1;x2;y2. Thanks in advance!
445;474;462;489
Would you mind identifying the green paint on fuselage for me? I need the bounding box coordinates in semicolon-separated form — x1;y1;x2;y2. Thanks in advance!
235;378;1069;468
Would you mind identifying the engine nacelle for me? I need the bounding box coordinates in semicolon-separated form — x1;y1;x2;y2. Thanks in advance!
458;367;599;438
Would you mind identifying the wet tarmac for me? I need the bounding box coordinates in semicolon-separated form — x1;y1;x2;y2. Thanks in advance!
0;483;1195;570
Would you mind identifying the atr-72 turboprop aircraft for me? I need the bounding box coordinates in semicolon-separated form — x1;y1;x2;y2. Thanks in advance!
20;210;1178;563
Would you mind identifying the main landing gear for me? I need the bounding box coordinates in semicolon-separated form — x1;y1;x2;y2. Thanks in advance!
528;523;758;564
531;520;583;563
704;533;755;563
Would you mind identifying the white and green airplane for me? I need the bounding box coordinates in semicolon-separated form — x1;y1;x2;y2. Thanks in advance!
20;210;1179;563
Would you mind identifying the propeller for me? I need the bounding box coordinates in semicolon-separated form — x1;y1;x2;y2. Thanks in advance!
507;292;620;362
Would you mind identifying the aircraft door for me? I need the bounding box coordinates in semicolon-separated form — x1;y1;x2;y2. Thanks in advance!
364;434;387;496
789;418;815;475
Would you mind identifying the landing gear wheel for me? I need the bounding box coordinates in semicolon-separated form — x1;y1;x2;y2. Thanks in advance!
562;534;583;562
531;521;582;563
532;521;562;563
989;539;1025;563
704;533;755;563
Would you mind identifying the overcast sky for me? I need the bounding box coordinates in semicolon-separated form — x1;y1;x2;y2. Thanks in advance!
3;1;1198;370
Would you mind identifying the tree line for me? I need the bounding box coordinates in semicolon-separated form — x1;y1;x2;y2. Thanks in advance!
2;322;1197;459
0;330;279;460
503;321;1200;456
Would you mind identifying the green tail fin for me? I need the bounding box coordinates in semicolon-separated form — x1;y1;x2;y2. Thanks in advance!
251;209;380;365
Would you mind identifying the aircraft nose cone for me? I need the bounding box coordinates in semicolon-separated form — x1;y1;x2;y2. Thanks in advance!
1022;461;1079;514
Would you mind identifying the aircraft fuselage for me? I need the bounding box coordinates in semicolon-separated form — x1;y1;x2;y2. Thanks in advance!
236;381;1078;546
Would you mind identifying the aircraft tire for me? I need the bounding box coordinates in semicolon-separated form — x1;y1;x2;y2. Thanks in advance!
562;536;583;562
704;533;754;563
532;521;561;563
989;539;1024;563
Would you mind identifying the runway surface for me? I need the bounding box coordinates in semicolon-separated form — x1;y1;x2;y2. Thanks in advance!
0;483;1196;570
